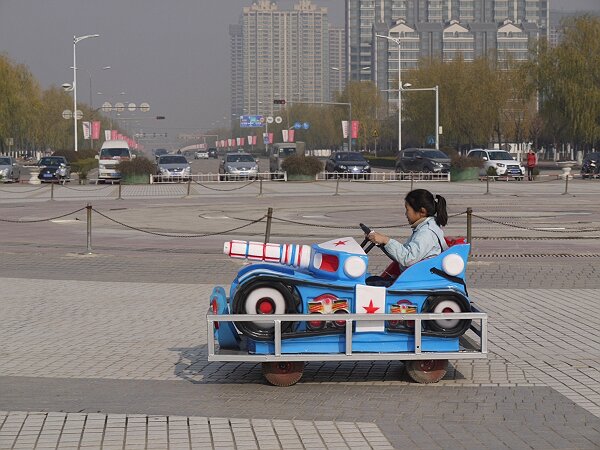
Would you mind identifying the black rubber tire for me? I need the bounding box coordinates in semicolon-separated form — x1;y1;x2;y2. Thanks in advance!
263;362;304;386
422;295;471;337
231;280;298;341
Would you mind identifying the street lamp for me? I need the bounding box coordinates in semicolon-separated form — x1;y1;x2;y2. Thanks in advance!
401;84;440;150
72;33;100;152
376;34;402;152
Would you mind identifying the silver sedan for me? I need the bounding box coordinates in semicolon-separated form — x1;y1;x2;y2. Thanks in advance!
0;156;21;183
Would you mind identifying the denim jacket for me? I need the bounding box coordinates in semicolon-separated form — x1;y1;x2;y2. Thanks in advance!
383;216;447;269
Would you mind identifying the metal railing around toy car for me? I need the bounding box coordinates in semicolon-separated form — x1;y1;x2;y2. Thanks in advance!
206;307;487;362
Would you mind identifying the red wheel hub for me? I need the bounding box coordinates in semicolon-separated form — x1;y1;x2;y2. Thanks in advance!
257;298;275;314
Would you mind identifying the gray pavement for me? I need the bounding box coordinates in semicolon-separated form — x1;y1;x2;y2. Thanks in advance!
0;179;599;449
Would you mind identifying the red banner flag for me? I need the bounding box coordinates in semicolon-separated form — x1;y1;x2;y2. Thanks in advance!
351;121;360;139
288;129;295;142
268;133;274;144
111;130;118;140
92;121;101;140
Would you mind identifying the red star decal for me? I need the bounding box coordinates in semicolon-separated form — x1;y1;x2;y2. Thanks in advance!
362;300;379;314
333;240;348;246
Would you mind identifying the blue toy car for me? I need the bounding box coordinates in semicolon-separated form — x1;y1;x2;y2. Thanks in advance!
207;224;487;386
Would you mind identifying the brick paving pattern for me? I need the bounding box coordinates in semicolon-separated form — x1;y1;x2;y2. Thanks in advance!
1;180;599;449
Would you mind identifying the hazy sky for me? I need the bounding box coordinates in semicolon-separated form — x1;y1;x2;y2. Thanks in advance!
0;0;598;142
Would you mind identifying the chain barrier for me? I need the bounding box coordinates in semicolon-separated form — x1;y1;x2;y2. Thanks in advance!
0;185;48;193
91;207;266;238
471;213;600;233
191;178;257;192
0;206;87;223
228;211;468;231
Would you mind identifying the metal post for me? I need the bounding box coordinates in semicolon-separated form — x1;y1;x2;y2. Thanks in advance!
562;174;569;195
334;177;340;196
186;179;191;197
410;173;414;191
50;182;54;200
258;178;263;197
117;183;122;200
434;85;439;150
264;207;273;244
466;207;473;249
485;176;490;195
86;203;93;254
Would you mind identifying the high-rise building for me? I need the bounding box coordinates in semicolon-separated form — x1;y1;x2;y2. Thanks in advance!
329;27;346;99
346;0;549;105
230;0;330;120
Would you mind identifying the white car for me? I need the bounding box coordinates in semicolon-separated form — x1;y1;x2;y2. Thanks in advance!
467;149;525;179
195;150;209;159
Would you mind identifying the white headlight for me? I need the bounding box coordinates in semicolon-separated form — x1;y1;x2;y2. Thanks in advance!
442;254;465;276
343;256;367;278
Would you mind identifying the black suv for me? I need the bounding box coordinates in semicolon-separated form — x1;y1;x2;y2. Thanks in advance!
208;148;218;159
395;148;451;173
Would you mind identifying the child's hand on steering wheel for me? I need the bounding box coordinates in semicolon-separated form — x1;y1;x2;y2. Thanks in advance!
367;231;390;246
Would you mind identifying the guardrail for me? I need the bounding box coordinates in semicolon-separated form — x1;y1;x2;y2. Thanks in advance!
150;172;286;183
316;171;451;182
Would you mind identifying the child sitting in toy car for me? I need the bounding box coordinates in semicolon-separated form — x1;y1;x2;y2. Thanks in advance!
366;189;448;285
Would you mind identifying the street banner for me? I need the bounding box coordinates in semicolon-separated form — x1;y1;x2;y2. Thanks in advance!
239;137;245;147
228;138;234;147
105;130;111;141
236;137;241;146
82;121;91;140
282;129;289;143
248;135;257;146
341;120;349;139
351;121;360;139
92;121;101;140
111;130;118;140
263;133;269;145
117;133;123;141
288;129;295;142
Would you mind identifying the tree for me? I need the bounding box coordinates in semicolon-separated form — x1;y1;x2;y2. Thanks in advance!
529;16;600;152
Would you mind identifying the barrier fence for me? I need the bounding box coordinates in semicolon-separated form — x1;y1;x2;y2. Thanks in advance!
1;205;599;256
0;172;588;201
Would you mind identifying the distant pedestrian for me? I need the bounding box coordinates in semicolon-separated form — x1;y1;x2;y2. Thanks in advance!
527;148;538;181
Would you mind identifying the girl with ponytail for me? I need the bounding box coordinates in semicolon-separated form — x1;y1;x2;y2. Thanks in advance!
366;189;449;270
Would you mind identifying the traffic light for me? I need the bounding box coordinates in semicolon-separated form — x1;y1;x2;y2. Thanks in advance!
273;99;286;105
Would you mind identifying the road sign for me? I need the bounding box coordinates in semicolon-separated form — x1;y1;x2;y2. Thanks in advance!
266;116;274;124
101;102;112;112
128;102;137;112
139;102;150;112
371;129;379;138
294;122;302;130
303;122;310;130
275;116;283;124
426;135;435;146
62;109;72;120
74;110;83;120
273;99;286;105
240;115;265;128
114;102;125;112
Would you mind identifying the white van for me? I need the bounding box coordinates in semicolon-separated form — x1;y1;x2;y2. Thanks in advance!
97;140;133;182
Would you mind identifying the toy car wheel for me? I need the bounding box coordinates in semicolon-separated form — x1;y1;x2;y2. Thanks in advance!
423;296;471;336
262;361;304;387
332;309;349;329
405;359;448;384
232;281;297;340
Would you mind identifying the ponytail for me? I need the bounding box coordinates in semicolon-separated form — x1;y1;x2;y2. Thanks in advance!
434;194;448;226
405;189;448;227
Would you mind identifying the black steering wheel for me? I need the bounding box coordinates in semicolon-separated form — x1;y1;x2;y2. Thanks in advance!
359;223;396;261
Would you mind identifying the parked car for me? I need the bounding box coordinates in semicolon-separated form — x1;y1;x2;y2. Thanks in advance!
195;150;209;159
220;152;259;179
153;149;168;161
208;148;218;159
467;149;524;179
156;155;191;181
325;151;371;178
395;148;451;173
0;156;21;183
581;152;600;179
37;156;70;183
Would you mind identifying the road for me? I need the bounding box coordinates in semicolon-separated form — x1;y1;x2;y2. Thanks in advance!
0;177;599;449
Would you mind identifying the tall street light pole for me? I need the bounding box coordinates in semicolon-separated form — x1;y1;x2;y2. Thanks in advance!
376;34;402;153
402;84;440;150
73;33;99;152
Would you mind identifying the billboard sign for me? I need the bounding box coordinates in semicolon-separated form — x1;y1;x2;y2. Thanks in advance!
240;115;265;128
